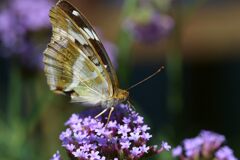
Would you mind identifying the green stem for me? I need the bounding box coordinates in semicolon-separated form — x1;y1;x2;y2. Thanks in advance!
7;62;22;124
167;0;209;115
6;62;27;158
167;1;183;115
117;0;137;87
117;30;133;87
119;149;125;160
25;76;53;132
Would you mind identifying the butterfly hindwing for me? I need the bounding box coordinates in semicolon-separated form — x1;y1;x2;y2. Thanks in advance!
43;0;118;105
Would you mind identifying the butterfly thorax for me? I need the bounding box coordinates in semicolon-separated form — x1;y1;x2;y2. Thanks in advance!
101;88;129;108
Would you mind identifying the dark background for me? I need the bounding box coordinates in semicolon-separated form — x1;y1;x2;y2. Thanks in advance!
0;0;239;159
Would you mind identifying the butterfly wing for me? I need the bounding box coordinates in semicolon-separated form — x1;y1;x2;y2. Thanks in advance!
43;0;118;105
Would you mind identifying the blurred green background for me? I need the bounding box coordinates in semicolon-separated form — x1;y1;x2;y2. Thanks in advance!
0;0;239;159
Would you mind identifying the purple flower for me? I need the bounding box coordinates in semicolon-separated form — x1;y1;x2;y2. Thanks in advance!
72;148;88;159
124;11;174;43
141;132;152;140
52;104;170;159
161;141;171;151
118;124;131;137
172;130;238;160
129;131;141;141
200;130;225;153
140;144;150;153
59;128;72;141
89;151;101;160
172;146;182;156
0;0;52;69
11;0;52;30
50;150;61;160
215;146;238;160
65;144;75;151
107;120;117;128
131;147;141;156
120;139;131;149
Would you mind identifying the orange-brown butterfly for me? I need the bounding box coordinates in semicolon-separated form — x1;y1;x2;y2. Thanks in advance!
43;0;163;120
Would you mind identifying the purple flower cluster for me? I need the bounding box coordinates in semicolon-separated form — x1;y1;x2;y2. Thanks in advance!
125;12;174;43
0;0;52;48
172;130;238;160
123;0;174;43
51;104;170;160
0;0;53;68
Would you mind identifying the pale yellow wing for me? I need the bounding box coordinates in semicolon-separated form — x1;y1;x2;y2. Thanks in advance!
43;0;118;105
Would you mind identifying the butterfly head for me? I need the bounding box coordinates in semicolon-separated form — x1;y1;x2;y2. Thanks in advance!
115;89;129;103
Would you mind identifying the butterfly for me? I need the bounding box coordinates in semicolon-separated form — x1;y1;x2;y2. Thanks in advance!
43;0;164;121
43;0;129;119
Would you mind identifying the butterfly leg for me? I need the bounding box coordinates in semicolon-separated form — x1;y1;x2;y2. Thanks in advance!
95;108;109;119
106;107;114;126
127;100;136;111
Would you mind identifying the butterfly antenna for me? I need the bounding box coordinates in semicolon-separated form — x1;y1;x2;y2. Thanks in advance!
127;66;165;91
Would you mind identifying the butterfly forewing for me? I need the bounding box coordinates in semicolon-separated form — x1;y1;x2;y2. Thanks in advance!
43;0;119;105
56;1;119;88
